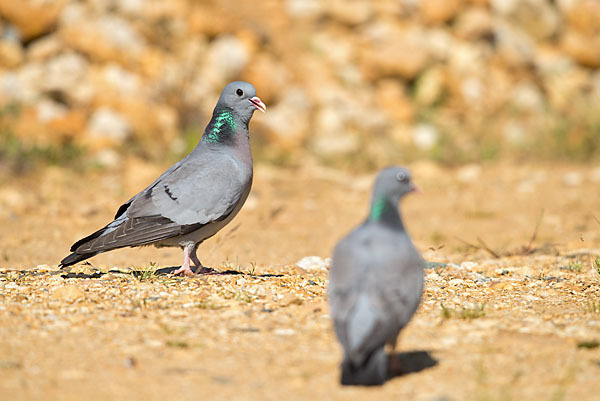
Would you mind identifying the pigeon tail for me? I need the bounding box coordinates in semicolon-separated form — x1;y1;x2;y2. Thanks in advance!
59;251;99;268
341;347;388;386
59;222;114;268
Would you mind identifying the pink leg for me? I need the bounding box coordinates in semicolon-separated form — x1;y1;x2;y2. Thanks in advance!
172;244;195;276
191;246;216;274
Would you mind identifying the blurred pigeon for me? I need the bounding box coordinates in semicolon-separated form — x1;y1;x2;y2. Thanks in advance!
328;167;424;385
60;81;266;275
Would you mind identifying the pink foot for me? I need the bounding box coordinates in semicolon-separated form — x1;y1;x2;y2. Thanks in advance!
174;244;196;276
172;265;195;276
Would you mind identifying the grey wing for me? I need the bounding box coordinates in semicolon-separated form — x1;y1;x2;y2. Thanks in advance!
72;215;203;253
75;151;250;252
114;157;187;219
126;152;249;226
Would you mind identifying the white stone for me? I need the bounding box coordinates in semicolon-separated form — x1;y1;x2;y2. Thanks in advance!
36;99;68;123
512;82;543;111
101;64;142;96
295;256;331;272
43;52;89;93
203;36;249;87
96;15;146;54
412;123;438;150
86;107;131;142
502;120;526;145
284;0;323;18
94;149;122;168
456;164;482;183
460;261;479;271
562;172;583;187
461;76;484;104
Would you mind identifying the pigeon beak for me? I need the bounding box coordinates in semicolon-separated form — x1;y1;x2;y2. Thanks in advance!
249;96;266;113
410;183;423;194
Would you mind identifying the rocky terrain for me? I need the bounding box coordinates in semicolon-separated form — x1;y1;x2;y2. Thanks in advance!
1;2;600;400
1;0;600;167
1;161;600;400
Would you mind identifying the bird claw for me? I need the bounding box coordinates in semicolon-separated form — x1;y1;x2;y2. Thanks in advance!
172;265;195;276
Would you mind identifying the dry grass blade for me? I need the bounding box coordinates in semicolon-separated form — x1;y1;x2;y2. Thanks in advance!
523;209;544;254
455;236;482;251
476;237;501;258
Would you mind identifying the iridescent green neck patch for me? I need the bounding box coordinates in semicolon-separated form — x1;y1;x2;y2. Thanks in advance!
370;197;387;221
204;110;236;143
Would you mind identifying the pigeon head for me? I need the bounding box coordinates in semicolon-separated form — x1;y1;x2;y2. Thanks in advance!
369;166;420;222
203;81;266;144
217;81;266;118
374;167;419;199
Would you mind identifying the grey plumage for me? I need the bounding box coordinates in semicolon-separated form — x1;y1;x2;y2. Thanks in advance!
328;166;424;386
60;81;266;275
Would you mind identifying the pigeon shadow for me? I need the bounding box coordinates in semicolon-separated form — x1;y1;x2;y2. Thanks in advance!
0;266;285;279
135;266;284;278
60;271;105;279
388;350;438;378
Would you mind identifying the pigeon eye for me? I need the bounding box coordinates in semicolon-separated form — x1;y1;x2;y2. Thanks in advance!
236;89;244;97
396;172;408;183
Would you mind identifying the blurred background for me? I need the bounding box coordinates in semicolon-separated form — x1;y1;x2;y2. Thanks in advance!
1;0;599;174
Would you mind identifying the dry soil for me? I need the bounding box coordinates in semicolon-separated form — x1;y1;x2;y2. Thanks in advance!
1;160;600;401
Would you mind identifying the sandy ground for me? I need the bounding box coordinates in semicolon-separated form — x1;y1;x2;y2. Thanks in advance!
1;160;600;401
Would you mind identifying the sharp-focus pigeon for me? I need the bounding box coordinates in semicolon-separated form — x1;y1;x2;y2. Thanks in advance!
60;81;266;275
328;166;424;386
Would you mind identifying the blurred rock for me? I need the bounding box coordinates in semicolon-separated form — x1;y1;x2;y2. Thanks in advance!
325;0;373;25
412;123;439;151
562;172;583;187
97;63;144;97
494;21;536;67
86;107;131;144
285;0;324;18
414;66;445;106
456;164;482;183
511;81;544;111
295;256;331;273
425;28;455;61
312;129;359;157
561;29;600;68
94;148;122;169
410;159;443;180
242;53;290;105
201;35;250;87
420;0;462;25
36;98;68;123
51;284;85;303
42;51;90;100
60;13;147;65
0;0;67;40
310;28;356;68
375;79;415;123
454;7;493;40
492;0;559;40
562;0;600;36
0;0;598;165
361;23;431;80
544;66;590;110
502;120;526;146
26;34;63;61
0;39;23;68
260;87;311;149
